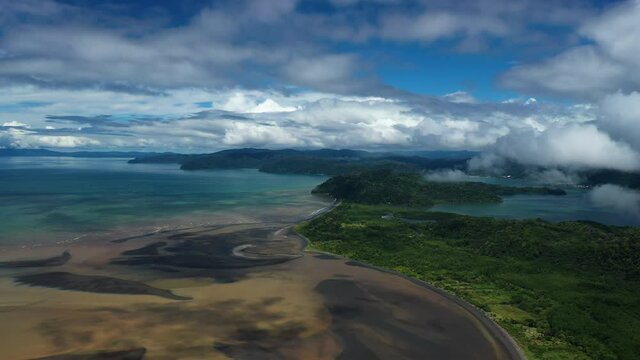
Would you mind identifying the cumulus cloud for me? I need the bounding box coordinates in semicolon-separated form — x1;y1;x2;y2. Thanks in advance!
0;1;374;94
472;124;640;172
0;127;99;148
2;121;28;128
221;122;306;147
377;0;594;50
599;91;640;152
501;46;627;100
501;0;640;99
480;2;640;173
0;83;606;152
0;0;638;178
218;92;297;114
0;0;605;95
589;184;640;218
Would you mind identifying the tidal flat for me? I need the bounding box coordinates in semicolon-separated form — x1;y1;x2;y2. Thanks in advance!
0;159;525;359
0;202;520;360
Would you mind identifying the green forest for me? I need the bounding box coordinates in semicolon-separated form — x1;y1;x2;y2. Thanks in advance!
312;169;566;206
298;172;640;360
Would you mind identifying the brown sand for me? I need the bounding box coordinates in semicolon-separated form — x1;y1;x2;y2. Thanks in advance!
0;204;522;360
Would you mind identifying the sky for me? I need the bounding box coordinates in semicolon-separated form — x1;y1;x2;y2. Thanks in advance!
0;0;639;173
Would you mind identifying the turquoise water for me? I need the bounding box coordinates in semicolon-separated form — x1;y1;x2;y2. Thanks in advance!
431;177;640;227
0;157;327;245
3;159;636;246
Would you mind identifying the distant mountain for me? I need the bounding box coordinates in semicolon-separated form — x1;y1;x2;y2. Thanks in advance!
129;148;472;175
0;148;168;158
389;150;479;159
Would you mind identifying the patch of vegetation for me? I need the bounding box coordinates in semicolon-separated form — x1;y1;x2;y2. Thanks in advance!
298;204;640;359
312;169;565;206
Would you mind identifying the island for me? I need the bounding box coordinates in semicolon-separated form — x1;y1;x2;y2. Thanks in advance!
312;169;566;206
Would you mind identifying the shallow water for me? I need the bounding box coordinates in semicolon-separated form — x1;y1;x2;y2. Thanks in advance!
0;158;521;359
0;221;518;360
431;176;640;226
0;157;327;245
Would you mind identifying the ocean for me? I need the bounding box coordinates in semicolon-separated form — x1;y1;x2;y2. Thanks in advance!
0;157;327;245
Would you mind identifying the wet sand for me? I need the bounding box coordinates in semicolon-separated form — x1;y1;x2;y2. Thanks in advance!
0;202;524;360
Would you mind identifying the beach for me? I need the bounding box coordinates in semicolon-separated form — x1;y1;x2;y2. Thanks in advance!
0;200;523;359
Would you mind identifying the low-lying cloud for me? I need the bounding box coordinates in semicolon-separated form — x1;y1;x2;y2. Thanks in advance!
424;169;471;182
589;184;640;218
478;1;640;174
526;169;584;186
472;124;640;173
0;86;602;153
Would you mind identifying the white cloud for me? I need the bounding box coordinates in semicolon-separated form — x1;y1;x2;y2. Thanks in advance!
381;11;509;43
474;124;640;172
501;46;628;99
0;2;367;94
251;99;297;113
0;0;634;167
0;0;604;95
375;0;595;51
526;169;583;185
218;92;297;113
0;127;99;148
222;122;305;147
0;85;606;154
589;184;640;218
425;169;470;182
599;91;640;152
282;54;362;93
484;1;640;173
2;121;28;127
501;1;640;99
582;0;640;68
443;91;477;104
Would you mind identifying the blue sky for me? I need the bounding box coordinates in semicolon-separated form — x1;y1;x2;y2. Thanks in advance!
0;0;639;172
374;43;518;101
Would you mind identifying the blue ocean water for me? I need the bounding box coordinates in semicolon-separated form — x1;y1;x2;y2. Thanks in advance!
0;157;327;245
431;176;640;226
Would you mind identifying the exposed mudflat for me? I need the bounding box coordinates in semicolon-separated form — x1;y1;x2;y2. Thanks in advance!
16;272;191;301
0;205;521;360
0;250;71;268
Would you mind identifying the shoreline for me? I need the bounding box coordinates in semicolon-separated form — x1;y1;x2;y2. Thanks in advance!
295;201;527;360
1;200;525;360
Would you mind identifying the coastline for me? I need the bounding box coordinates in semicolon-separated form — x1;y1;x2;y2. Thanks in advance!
1;194;527;359
295;201;527;360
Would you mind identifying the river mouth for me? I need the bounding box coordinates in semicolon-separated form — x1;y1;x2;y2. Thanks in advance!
0;203;519;360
